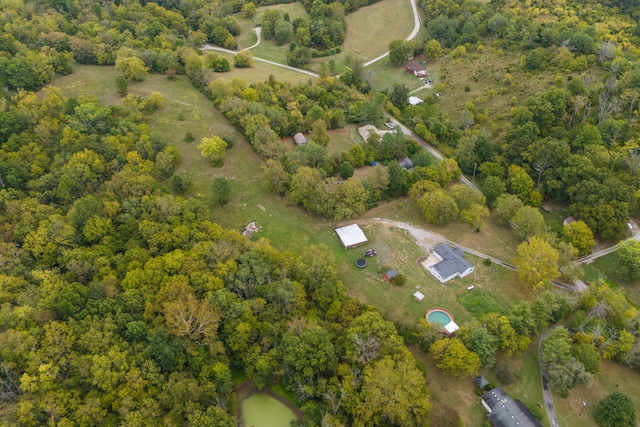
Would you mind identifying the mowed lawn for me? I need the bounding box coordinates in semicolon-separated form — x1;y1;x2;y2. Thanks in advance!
414;345;549;427
553;361;640;427
309;0;416;73
331;220;527;325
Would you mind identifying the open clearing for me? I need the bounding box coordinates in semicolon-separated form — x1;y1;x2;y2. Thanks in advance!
553;361;640;427
309;0;416;73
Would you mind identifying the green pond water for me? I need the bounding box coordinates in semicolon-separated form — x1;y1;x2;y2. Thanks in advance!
241;393;297;427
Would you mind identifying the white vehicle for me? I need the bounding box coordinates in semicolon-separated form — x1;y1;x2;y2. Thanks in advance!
627;222;634;230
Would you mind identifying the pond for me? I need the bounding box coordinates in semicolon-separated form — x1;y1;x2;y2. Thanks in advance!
241;393;297;427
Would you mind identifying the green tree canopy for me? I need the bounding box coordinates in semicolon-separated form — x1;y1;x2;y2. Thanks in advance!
595;392;637;427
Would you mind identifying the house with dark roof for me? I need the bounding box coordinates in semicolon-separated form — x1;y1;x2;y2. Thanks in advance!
428;244;474;283
481;387;542;427
405;62;428;77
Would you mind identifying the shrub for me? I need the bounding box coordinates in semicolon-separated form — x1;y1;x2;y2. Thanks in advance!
495;362;515;385
391;274;406;286
212;177;231;205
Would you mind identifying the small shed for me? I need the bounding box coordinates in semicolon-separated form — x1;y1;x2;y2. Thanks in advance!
475;375;490;390
384;269;398;282
413;291;425;302
399;157;414;170
443;320;460;337
408;96;424;105
335;224;368;249
293;132;307;145
563;216;576;226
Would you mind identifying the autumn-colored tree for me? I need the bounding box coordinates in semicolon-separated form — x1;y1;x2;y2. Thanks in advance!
417;189;459;225
563;220;595;256
198;136;227;166
430;338;481;377
163;291;220;343
513;236;560;289
352;354;431;427
115;56;149;81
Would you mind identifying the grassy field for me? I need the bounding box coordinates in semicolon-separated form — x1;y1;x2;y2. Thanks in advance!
553;361;640;427
235;3;310;49
411;347;488;427
326;124;361;155
211;51;313;85
240;0;416;72
360;200;523;262
308;0;415;73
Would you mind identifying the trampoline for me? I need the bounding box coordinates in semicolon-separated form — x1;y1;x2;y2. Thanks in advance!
355;258;367;268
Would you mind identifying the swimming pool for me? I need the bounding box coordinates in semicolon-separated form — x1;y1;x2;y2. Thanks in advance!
426;308;454;326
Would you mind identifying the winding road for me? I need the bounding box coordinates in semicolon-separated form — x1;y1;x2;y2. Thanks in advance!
201;0;421;76
362;0;421;67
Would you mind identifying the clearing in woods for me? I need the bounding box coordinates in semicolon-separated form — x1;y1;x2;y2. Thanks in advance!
310;0;416;72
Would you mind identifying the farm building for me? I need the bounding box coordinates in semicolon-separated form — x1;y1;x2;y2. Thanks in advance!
481;388;542;427
428;244;474;283
405;62;428;77
335;224;368;249
293;132;307;145
408;96;424;105
384;269;398;282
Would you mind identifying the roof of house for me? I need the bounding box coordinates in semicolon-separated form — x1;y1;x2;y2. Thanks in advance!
293;132;307;145
475;375;490;389
482;388;543;427
406;62;426;72
399;157;414;169
335;224;368;248
432;244;473;279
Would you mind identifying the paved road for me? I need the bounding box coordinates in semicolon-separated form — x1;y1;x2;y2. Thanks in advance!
384;113;482;192
200;44;320;78
202;0;420;76
539;331;560;427
362;0;421;68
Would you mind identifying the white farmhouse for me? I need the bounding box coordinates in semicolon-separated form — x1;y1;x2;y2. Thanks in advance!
428;244;474;283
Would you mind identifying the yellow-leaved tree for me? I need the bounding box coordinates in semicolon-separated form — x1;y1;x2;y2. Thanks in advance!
513;236;560;289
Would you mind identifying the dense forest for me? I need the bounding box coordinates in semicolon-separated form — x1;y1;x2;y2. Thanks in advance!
2;0;640;425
